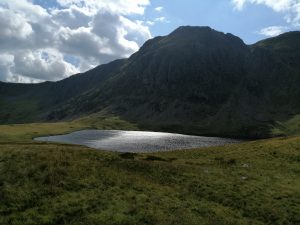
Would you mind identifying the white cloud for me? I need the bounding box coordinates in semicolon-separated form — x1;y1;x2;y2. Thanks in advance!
258;26;287;36
0;0;48;21
154;17;169;23
155;6;164;12
232;0;294;11
146;20;155;26
56;0;150;15
0;0;152;83
232;0;247;10
51;5;92;29
232;0;300;26
13;49;79;81
0;8;33;40
0;54;15;82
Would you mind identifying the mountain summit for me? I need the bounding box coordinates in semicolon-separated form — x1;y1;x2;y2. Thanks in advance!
169;26;244;45
1;27;300;138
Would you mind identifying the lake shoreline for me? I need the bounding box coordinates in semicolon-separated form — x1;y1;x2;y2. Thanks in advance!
35;129;242;153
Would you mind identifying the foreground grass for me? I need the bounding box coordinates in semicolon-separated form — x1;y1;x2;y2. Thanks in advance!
0;118;299;224
0;135;299;224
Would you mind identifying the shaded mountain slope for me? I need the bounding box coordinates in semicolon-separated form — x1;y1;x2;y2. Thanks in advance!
0;59;126;123
1;27;300;138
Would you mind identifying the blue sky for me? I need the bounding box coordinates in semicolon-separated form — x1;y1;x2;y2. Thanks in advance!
0;0;299;82
144;0;292;44
31;0;299;44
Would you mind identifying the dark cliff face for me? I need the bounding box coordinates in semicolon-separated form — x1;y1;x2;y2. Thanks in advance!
1;27;300;138
126;26;248;86
110;28;248;121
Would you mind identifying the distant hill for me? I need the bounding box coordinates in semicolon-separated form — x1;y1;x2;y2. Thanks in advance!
1;26;300;138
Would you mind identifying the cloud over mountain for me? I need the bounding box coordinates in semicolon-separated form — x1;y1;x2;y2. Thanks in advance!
0;0;151;82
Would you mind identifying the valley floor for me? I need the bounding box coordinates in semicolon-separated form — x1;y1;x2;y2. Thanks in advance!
0;117;299;225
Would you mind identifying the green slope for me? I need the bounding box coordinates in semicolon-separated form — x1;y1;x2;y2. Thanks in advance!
272;114;300;137
0;59;126;124
0;132;299;225
0;114;137;143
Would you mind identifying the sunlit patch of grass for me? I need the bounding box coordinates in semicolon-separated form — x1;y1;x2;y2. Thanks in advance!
272;114;300;137
0;113;138;143
0;134;299;224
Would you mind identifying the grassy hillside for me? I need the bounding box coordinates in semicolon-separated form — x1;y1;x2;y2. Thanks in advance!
0;114;138;143
0;59;126;124
0;120;299;225
272;115;300;137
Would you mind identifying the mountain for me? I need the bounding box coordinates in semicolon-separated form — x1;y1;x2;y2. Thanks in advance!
1;26;300;138
0;59;126;123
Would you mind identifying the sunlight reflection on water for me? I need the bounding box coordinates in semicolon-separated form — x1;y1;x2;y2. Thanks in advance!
35;130;241;153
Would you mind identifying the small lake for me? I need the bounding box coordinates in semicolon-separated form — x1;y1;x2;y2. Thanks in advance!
35;130;241;153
